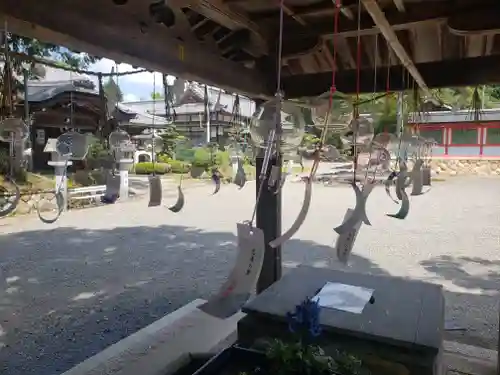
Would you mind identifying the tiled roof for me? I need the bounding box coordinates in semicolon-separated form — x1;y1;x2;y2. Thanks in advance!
26;79;98;102
120;83;256;118
115;102;171;127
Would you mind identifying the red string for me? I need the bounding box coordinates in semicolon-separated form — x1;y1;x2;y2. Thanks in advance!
329;0;341;105
312;0;340;177
384;60;390;135
354;1;362;172
355;32;362;107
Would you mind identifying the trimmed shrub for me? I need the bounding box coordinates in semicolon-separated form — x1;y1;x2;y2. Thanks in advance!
214;150;230;167
134;162;171;175
170;160;191;174
157;154;172;163
176;147;196;162
192;148;212;168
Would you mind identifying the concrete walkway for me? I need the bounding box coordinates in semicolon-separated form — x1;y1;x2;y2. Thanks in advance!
0;177;499;375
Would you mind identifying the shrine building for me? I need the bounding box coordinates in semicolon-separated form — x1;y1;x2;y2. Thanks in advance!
409;108;500;158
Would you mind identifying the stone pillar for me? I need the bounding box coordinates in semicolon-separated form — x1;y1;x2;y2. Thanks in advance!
48;159;72;211
13;133;25;174
118;158;133;200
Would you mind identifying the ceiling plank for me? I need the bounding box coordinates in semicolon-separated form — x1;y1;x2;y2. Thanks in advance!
361;0;431;97
447;4;500;36
440;25;462;60
485;35;495;55
0;0;272;98
248;0;361;18
392;0;406;13
336;37;357;69
277;1;493;40
187;0;268;55
411;24;441;63
281;55;500;97
466;35;484;58
299;54;320;74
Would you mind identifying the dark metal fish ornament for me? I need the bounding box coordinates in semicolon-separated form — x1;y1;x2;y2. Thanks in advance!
212;169;221;195
168;186;185;213
233;158;247;189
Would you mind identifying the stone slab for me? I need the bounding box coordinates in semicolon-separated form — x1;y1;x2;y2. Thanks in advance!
443;341;497;375
243;265;444;352
62;299;243;375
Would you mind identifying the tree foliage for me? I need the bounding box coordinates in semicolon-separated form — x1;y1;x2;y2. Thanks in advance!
300;84;500;148
103;75;123;104
151;91;163;99
159;126;183;158
7;34;99;78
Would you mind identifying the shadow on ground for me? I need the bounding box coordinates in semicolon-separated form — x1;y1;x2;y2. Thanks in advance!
421;255;500;349
0;224;386;375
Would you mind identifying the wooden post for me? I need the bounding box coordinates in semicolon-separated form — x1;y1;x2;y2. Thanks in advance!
256;153;282;294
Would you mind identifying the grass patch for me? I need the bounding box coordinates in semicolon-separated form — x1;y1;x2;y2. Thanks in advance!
0;172;54;190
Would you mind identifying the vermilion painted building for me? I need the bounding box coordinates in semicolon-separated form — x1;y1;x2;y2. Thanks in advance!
409;108;500;158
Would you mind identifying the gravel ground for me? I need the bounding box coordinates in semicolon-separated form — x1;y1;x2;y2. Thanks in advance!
0;176;499;375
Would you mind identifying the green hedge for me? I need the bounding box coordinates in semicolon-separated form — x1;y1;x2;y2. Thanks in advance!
134;162;171;175
192;148;211;168
170;160;191;174
157;148;231;173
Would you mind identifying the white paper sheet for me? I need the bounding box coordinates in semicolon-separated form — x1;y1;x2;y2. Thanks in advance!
312;282;374;314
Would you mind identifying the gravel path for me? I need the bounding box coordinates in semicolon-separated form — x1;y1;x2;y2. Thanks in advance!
0;176;499;375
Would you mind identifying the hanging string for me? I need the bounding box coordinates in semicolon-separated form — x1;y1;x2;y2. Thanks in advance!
276;0;285;91
231;94;242;145
249;0;286;226
394;66;406;169
163;74;175;123
364;34;380;184
384;42;391;135
352;0;363;182
151;73;157;172
308;0;341;179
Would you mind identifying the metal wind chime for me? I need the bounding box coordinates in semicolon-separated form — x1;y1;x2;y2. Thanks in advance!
196;0;439;319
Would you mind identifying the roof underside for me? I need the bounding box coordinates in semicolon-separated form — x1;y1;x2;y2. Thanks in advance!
1;0;500;99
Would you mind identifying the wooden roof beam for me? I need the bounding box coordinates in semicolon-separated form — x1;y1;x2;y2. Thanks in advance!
250;0;359;18
392;0;406;13
187;0;268;55
361;0;431;98
0;0;272;98
281;55;500;97
279;1;493;40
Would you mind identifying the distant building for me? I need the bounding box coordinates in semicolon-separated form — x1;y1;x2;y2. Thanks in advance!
21;77;104;171
118;82;255;146
409;108;500;158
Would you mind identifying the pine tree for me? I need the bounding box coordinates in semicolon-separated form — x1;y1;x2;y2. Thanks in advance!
103;67;123;105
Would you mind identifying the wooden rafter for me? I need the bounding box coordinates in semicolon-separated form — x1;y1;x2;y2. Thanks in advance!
361;0;430;97
392;0;406;13
187;0;268;55
282;55;500;97
274;1;492;40
0;0;272;98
